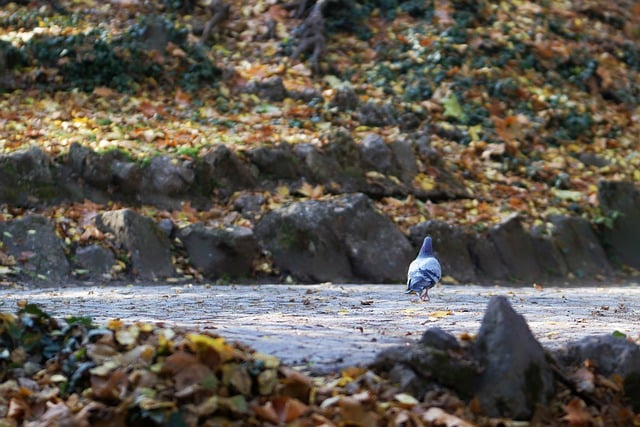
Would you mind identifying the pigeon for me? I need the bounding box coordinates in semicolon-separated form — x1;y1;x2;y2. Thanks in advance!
405;236;441;301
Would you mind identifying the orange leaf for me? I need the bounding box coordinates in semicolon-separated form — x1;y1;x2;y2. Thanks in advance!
93;87;115;97
174;89;192;107
267;4;289;22
563;398;592;427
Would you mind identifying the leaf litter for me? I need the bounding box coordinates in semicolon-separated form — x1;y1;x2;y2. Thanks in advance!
1;0;640;424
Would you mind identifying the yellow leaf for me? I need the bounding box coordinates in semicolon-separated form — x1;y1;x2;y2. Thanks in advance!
107;319;124;330
394;393;419;405
428;310;453;318
413;173;436;191
297;181;324;199
187;333;235;363
365;171;386;180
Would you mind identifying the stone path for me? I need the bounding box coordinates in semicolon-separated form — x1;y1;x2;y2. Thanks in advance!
1;283;639;373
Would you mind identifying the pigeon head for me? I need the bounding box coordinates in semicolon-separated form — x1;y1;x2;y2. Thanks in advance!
419;236;433;257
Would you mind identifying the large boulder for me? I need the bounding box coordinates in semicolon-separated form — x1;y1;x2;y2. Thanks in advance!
474;296;555;419
0;215;70;283
389;139;419;184
67;143;112;189
409;220;476;283
488;215;541;282
530;230;569;280
555;335;640;378
247;143;300;180
358;134;393;173
0;146;58;206
177;223;258;279
468;235;509;282
198;145;257;197
96;209;174;279
372;328;481;400
146;155;195;196
554;335;640;411
254;193;413;283
597;181;640;269
73;244;116;279
549;215;612;278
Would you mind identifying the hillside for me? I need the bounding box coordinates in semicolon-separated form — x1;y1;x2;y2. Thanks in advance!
1;0;640;282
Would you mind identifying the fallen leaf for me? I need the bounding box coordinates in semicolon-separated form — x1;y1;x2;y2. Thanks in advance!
422;407;476;427
563;398;592;427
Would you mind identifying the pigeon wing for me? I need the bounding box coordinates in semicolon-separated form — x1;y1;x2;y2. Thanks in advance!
406;256;441;293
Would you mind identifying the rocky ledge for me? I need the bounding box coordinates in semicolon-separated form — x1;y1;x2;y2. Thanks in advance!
0;143;639;285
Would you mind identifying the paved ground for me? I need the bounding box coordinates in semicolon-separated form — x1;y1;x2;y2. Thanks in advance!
1;283;639;373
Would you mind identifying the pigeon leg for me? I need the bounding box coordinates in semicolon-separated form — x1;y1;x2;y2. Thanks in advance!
419;288;430;302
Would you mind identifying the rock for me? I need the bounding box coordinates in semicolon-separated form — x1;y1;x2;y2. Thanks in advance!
0;215;70;282
138;19;170;52
412;146;470;200
111;160;144;196
597;181;640;269
474;296;555;419
301;128;366;192
199;145;256;197
67;143;112;188
396;111;421;131
233;193;265;218
96;209;174;279
555;335;640;377
577;152;609;168
247;143;300;179
419;327;461;350
323;128;361;173
549;215;612;278
287;88;322;103
294;143;340;185
177;223;258;279
329;87;359;112
469;234;509;282
255;193;413;283
530;233;569;280
0;146;57;205
389;139;418;184
245;76;287;102
359;134;393;173
157;218;175;238
372;328;481;399
488;215;541;282
409;221;476;283
357;102;396;127
555;334;640;411
74;245;115;277
146;156;195;196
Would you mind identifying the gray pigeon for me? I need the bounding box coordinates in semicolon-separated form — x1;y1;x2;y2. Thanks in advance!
405;236;442;301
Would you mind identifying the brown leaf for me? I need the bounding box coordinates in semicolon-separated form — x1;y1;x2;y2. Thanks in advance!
90;369;128;401
271;397;308;423
573;367;595;393
422;407;476;427
279;366;312;402
93;87;115;97
337;396;379;426
7;397;29;420
175;363;212;396
563;398;592;427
